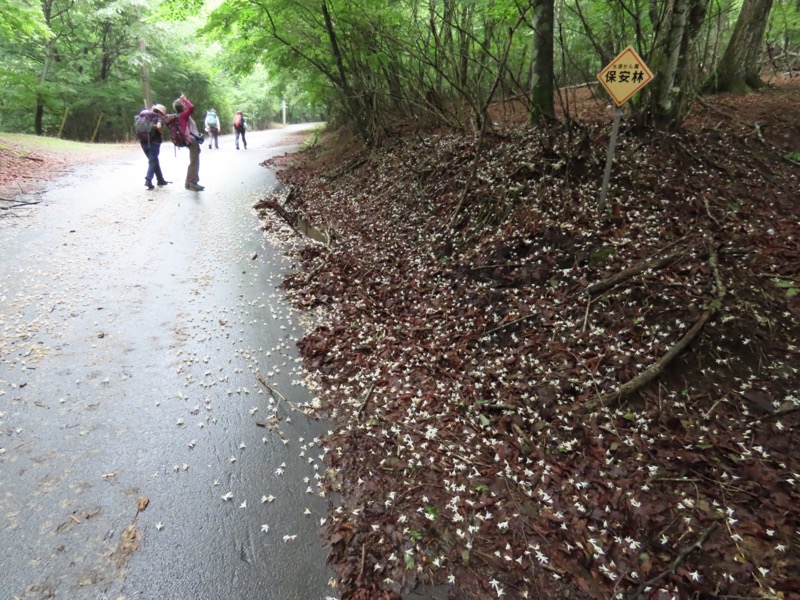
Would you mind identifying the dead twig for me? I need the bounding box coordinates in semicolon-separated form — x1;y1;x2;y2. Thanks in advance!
356;382;376;418
632;522;719;599
587;247;687;296
255;372;298;412
484;313;537;337
749;406;800;425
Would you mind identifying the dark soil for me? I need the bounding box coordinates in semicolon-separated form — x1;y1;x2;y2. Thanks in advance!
257;77;800;600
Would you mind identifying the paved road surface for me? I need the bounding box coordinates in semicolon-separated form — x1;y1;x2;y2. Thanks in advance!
0;126;335;599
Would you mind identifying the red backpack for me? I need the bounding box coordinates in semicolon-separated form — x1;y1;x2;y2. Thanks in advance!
165;114;189;147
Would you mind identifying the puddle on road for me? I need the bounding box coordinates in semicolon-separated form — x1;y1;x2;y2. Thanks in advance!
294;216;327;243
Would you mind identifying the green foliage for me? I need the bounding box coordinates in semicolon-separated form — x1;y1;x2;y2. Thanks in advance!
773;278;800;298
767;0;800;70
1;0;798;141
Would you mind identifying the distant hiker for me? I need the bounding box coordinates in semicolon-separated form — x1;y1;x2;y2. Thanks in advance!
136;103;170;190
204;108;220;149
173;94;204;191
233;111;247;150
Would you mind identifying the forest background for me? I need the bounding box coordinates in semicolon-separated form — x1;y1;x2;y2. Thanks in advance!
0;0;798;142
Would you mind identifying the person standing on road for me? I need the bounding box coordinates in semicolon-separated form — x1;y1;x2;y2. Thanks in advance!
173;94;204;191
139;103;170;190
233;111;247;150
204;108;220;149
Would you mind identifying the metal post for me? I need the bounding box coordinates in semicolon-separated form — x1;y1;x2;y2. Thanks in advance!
599;107;623;213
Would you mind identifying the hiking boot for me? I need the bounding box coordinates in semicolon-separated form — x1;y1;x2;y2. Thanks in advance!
185;183;205;191
235;146;239;150
145;179;155;190
208;145;212;149
157;180;170;186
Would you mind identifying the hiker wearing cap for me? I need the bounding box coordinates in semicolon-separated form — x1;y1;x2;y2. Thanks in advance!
139;103;170;190
233;111;247;150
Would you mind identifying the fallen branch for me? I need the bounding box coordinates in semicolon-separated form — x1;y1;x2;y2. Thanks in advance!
484;313;537;336
587;241;725;409
0;197;41;206
356;382;375;418
255;372;298;412
749;406;800;425
632;522;719;599
587;248;686;296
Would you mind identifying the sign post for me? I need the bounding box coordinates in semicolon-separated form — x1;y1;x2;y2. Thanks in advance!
596;46;654;212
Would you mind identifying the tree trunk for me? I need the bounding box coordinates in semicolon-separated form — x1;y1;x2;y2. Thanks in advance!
636;0;710;127
321;1;369;141
530;0;556;122
139;36;151;108
703;0;774;93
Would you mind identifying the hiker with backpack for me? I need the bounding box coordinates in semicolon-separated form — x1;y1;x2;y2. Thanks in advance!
135;103;170;190
233;111;247;150
172;94;205;191
204;108;220;149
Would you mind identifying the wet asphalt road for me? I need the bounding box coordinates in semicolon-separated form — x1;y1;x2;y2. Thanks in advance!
0;127;336;599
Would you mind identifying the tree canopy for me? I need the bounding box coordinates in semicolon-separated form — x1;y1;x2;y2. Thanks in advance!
0;0;797;141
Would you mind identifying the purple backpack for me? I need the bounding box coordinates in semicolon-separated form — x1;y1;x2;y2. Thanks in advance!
134;109;160;142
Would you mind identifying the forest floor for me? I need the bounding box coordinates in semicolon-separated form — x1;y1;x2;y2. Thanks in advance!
256;76;800;600
2;77;799;599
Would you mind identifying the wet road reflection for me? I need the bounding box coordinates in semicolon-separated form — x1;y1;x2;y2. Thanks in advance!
0;127;335;599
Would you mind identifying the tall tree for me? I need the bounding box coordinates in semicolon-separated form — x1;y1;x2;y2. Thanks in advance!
637;0;710;126
530;0;556;122
703;0;775;92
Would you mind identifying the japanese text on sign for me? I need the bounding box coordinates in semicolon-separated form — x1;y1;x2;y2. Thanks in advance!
597;46;653;106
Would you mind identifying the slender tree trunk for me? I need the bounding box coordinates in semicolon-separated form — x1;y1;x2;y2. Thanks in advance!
35;39;55;135
139;36;151;108
321;1;369;141
530;0;556;122
703;0;774;93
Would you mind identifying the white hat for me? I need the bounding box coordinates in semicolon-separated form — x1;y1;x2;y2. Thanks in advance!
152;104;167;115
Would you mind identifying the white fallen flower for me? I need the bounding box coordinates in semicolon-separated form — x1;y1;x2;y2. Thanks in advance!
261;524;270;533
221;492;234;501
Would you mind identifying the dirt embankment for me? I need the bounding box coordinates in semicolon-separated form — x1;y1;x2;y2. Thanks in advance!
0;135;131;201
257;77;800;599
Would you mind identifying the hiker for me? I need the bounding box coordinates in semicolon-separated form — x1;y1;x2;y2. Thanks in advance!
204;108;220;149
173;94;204;191
137;103;170;190
233;111;247;150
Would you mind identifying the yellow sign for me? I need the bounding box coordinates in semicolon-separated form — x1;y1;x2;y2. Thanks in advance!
597;46;654;106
